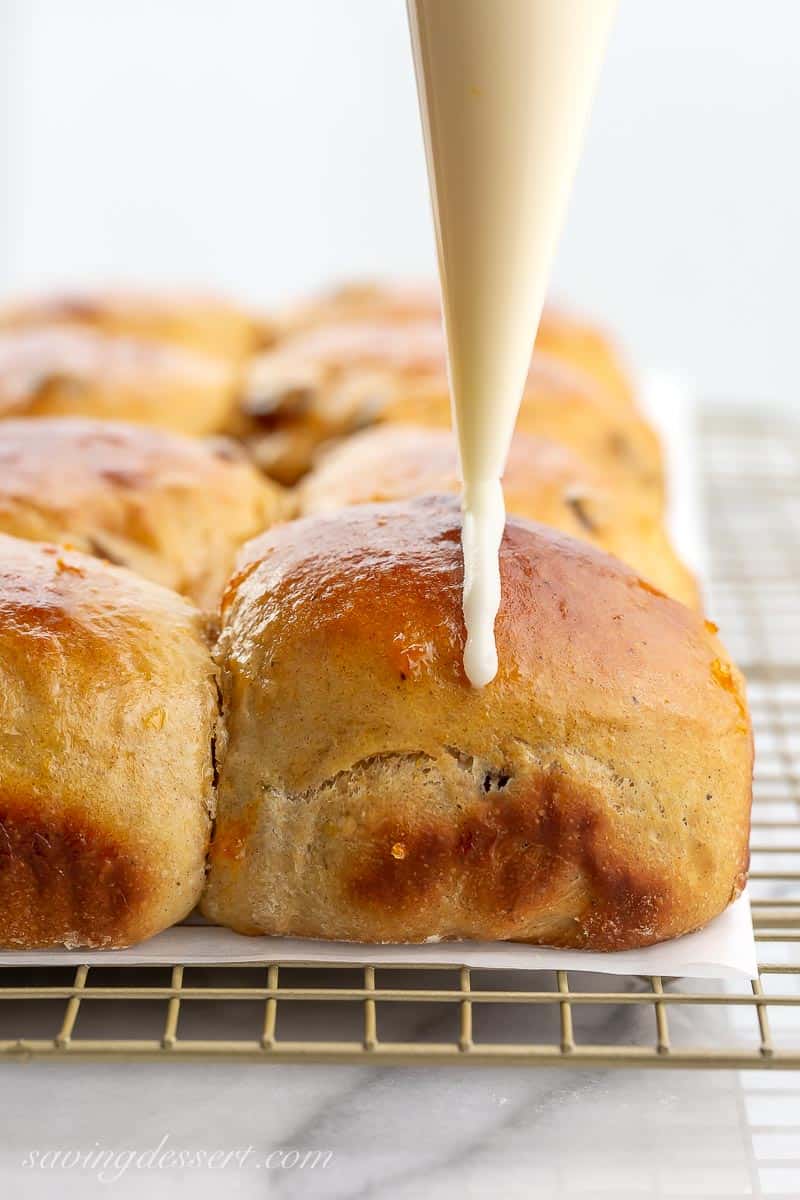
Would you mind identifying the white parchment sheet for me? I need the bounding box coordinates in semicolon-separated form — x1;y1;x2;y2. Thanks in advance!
0;892;756;980
0;375;757;980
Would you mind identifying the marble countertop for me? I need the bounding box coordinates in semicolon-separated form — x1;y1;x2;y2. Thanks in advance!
1;990;796;1199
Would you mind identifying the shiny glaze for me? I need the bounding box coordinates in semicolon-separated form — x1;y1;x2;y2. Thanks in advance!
231;495;743;728
282;281;634;406
299;424;695;607
0;288;271;361
0;324;237;434
0;418;285;609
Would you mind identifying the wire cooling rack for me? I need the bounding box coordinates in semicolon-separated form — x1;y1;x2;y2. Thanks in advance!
1;405;798;1066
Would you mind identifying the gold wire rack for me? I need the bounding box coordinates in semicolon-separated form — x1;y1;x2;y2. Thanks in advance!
1;406;798;1066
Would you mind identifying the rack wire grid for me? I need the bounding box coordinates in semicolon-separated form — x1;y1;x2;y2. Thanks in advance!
0;405;798;1067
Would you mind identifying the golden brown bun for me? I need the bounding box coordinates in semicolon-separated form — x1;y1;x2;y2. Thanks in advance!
0;325;240;435
380;362;663;514
300;425;698;608
535;305;634;408
238;320;447;483
0;535;218;949
241;319;659;494
0;288;273;361
279;281;634;405
0;418;288;609
276;280;442;330
202;496;751;949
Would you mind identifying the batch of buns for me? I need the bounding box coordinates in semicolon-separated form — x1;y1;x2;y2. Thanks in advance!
0;284;752;951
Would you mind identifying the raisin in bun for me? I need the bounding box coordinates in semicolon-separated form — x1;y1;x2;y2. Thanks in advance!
300;425;698;609
279;282;633;406
0;325;242;436
202;496;751;949
241;319;659;493
0;418;288;609
0;535;218;949
0;288;272;361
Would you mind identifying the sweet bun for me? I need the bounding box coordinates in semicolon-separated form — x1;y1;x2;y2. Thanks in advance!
202;496;751;949
278;281;633;405
378;356;663;512
300;425;698;608
237;320;446;482
0;288;272;361
278;283;633;405
0;325;240;435
533;305;633;408
0;535;218;949
0;418;288;609
276;281;442;332
241;318;659;493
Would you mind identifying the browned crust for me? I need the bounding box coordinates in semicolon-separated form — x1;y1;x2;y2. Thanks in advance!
240;309;649;486
0;795;151;949
343;767;750;950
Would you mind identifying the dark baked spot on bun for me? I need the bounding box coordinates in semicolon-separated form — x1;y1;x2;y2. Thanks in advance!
345;765;672;950
0;796;148;948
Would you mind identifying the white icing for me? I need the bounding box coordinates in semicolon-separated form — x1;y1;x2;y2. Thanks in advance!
407;0;618;686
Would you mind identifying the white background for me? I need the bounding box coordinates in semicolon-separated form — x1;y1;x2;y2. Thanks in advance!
0;0;798;407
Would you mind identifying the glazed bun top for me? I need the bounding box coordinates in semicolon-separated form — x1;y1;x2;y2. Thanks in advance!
226;494;746;794
301;422;619;517
241;317;656;494
0;324;241;435
252;316;617;395
0;288;272;361
374;359;663;512
277;281;632;405
0;418;286;608
299;425;695;607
